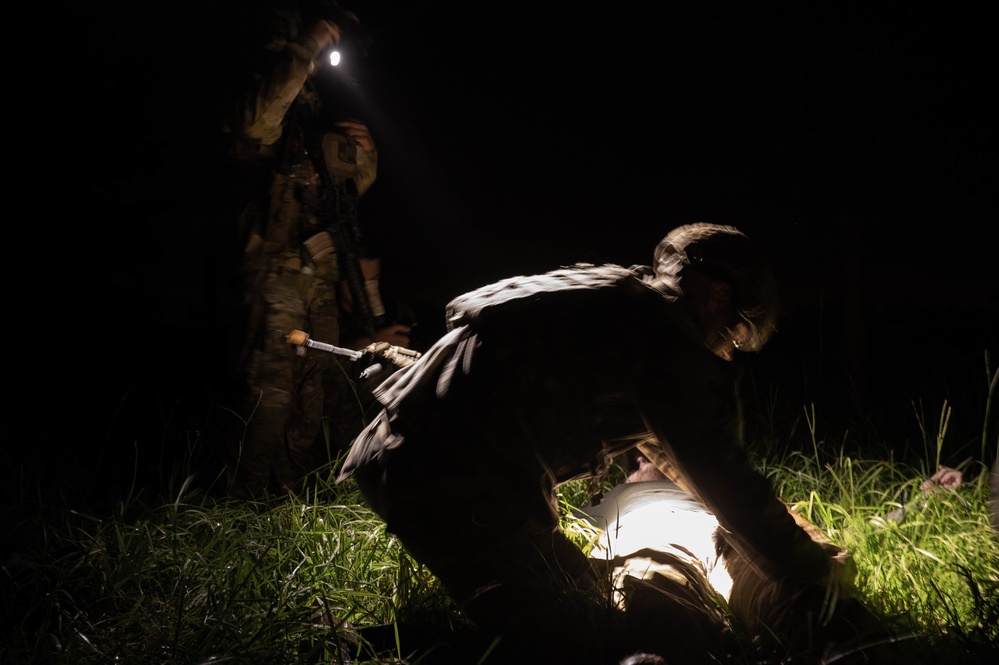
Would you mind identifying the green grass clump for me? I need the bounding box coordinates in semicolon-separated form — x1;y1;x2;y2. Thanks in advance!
1;465;456;665
767;451;999;659
3;375;997;664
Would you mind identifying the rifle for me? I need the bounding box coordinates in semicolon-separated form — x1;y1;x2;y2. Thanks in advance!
302;131;383;342
286;329;421;381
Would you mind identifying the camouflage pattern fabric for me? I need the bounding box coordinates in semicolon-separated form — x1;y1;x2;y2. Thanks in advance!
227;245;341;498
221;4;379;498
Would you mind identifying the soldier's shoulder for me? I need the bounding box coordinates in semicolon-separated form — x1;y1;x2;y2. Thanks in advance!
445;264;643;328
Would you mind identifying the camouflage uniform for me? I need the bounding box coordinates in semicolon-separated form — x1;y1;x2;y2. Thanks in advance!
338;256;832;662
222;4;377;498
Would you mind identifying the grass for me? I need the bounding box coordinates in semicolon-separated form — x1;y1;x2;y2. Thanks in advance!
3;375;997;664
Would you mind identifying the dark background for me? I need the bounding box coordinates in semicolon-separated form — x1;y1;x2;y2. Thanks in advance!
15;1;996;497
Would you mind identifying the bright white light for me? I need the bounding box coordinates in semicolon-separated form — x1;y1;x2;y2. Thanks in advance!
580;480;734;602
329;50;342;67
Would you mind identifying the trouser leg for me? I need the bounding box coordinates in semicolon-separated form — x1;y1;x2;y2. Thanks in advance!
349;436;624;663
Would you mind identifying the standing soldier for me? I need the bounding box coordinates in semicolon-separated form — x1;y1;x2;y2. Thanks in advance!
220;0;401;498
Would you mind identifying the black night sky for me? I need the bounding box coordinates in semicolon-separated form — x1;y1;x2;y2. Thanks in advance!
16;1;997;491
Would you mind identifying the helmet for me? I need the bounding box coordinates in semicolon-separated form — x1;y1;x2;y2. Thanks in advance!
654;223;778;351
301;1;361;41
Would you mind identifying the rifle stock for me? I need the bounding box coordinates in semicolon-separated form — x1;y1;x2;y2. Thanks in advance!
306;131;381;341
330;182;382;339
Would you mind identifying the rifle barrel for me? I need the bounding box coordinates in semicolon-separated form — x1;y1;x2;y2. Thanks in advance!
286;330;364;361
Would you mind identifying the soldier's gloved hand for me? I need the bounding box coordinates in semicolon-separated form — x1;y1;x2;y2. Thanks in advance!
791;569;886;657
306;19;342;52
335;120;375;154
335;119;378;195
373;323;411;348
345;324;411;351
816;542;858;605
